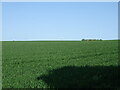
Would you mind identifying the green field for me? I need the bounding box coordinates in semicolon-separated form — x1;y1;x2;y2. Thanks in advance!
2;40;119;88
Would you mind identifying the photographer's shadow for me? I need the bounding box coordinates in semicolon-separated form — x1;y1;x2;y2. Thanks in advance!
37;65;119;88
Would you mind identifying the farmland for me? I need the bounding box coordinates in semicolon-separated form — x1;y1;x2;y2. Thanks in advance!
2;40;119;88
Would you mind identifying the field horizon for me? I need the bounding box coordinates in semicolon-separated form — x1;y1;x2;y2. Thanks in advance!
2;2;118;88
2;39;119;42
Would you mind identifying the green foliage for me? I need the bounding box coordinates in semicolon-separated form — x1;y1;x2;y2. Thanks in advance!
2;40;119;88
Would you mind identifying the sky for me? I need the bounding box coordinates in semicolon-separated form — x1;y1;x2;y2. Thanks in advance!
2;2;118;41
0;3;2;41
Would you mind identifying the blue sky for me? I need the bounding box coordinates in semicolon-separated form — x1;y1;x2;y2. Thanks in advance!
0;2;2;41
2;2;118;41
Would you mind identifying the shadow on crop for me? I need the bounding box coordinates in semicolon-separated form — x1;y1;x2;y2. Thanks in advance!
37;65;119;88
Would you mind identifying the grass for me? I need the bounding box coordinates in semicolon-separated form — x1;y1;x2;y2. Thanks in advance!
0;41;2;90
2;40;119;88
